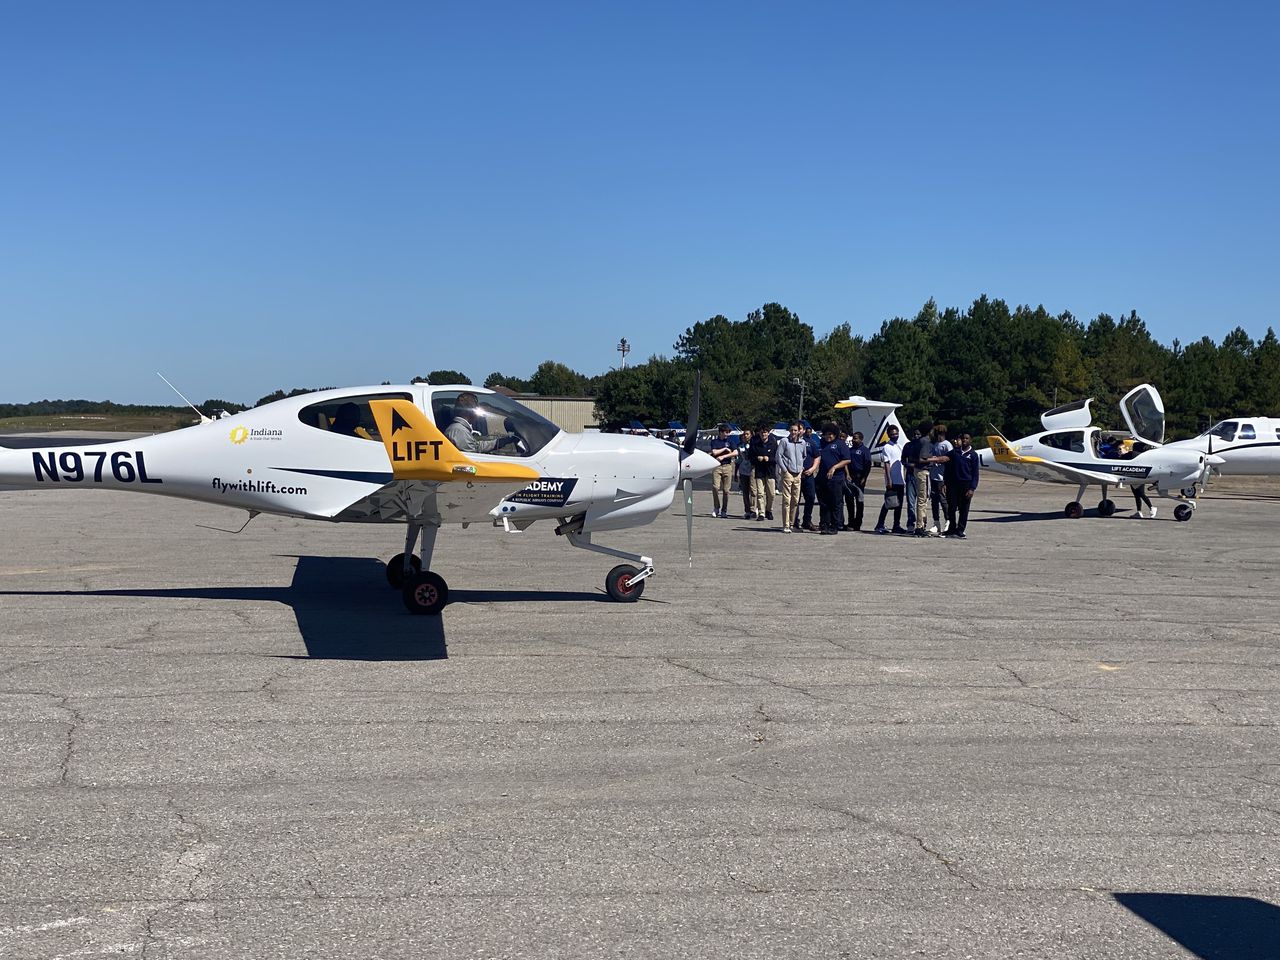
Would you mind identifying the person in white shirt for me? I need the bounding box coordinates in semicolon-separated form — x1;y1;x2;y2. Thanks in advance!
874;425;906;534
928;424;954;535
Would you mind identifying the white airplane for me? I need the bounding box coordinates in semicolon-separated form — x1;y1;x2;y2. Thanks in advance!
0;382;718;614
979;384;1223;522
1163;417;1280;475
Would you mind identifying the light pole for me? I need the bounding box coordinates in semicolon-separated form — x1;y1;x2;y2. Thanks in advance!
791;377;806;422
616;338;631;370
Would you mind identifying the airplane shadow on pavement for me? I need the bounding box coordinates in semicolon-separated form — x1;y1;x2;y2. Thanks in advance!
1113;892;1280;960
0;556;605;662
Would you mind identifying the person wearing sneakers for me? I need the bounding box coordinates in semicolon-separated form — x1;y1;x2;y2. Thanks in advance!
748;422;778;521
904;421;938;538
874;425;906;534
1131;484;1156;519
708;424;739;518
736;427;756;518
776;422;811;533
928;424;953;535
942;432;981;538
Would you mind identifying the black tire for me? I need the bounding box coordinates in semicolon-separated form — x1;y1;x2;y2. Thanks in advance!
385;553;422;589
1174;503;1194;523
402;571;449;615
1064;501;1083;519
605;564;644;602
1098;499;1116;518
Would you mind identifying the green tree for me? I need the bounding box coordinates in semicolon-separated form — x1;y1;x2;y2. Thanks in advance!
527;361;591;396
483;371;531;392
415;370;471;385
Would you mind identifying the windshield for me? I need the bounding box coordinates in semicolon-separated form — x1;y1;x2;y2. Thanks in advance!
1204;421;1238;442
430;390;561;456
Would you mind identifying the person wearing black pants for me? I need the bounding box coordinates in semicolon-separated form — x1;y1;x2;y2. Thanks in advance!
943;432;981;538
844;431;871;531
815;424;851;534
874;425;905;534
1131;484;1155;519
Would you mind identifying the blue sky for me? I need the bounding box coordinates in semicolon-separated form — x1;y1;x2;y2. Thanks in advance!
1;2;1276;404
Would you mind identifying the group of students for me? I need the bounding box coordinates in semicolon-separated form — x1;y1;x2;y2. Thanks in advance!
707;419;982;538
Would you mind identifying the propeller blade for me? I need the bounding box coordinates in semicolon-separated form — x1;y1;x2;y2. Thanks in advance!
682;370;702;457
683;477;694;567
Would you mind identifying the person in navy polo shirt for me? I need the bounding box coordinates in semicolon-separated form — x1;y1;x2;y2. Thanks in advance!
943;432;981;539
816;423;851;535
844;431;872;531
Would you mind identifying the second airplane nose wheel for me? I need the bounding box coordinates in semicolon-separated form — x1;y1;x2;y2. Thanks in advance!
1097;499;1116;517
385;553;422;588
605;564;645;602
403;571;449;615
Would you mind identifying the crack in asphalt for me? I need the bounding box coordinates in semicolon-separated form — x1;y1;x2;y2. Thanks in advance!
997;664;1029;687
55;696;83;787
662;659;735;685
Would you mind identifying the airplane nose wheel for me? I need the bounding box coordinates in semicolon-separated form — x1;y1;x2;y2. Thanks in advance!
1097;498;1116;518
605;564;645;602
385;553;422;588
403;571;449;615
1174;503;1194;522
1064;501;1083;519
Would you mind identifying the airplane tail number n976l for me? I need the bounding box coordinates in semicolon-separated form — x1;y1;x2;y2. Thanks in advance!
0;382;719;615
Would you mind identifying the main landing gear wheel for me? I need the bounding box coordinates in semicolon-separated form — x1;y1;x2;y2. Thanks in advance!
402;571;449;615
385;553;422;588
605;564;644;603
1174;503;1194;523
1097;499;1116;518
1064;501;1084;519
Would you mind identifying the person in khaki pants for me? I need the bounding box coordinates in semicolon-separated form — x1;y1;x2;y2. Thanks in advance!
708;424;739;518
775;422;811;532
748;423;778;521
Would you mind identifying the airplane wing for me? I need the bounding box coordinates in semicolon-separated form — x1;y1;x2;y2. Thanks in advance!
985;436;1107;486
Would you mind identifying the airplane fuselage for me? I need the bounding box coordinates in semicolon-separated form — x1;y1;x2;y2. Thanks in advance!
0;384;715;535
980;425;1212;494
1164;418;1280;475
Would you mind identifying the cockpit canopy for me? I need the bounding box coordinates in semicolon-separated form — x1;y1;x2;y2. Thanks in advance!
429;389;561;457
1040;398;1093;432
1119;383;1165;445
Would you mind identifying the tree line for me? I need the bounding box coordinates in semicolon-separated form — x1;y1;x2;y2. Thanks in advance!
7;296;1275;439
589;297;1280;440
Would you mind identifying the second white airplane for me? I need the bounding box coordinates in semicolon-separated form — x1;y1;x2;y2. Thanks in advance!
980;384;1222;522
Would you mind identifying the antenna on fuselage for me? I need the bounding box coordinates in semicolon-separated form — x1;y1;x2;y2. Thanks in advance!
157;372;212;424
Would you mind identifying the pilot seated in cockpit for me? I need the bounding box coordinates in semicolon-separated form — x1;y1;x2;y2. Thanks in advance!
445;392;519;455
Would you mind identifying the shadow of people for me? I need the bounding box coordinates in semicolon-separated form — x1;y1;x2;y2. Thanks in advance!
1113;892;1280;959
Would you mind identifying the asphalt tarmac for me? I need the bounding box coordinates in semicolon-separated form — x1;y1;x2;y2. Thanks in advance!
1;472;1277;959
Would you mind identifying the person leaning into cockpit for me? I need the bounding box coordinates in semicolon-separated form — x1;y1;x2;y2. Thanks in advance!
445;392;519;454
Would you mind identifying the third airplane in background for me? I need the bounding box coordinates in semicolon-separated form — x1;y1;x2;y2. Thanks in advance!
980;384;1222;522
1163;417;1280;475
